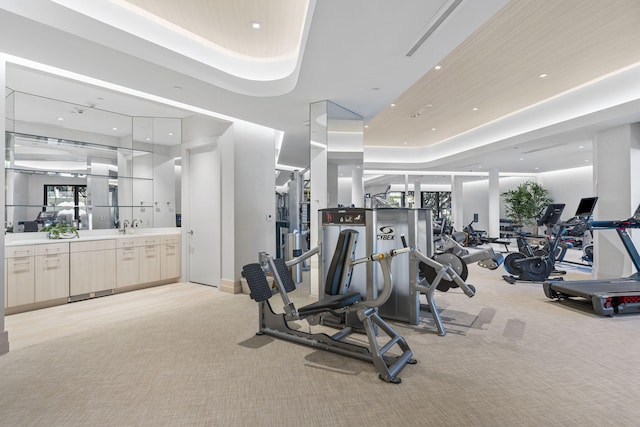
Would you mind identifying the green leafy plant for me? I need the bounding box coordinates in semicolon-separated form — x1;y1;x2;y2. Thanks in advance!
41;223;79;239
502;181;552;229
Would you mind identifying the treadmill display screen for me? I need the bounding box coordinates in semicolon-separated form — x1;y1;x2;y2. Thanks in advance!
575;197;598;218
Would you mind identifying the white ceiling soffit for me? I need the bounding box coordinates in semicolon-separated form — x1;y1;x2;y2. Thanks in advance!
20;0;315;96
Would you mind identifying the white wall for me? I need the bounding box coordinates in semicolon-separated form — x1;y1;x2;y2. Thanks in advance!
1;58;8;355
219;121;276;287
539;166;594;220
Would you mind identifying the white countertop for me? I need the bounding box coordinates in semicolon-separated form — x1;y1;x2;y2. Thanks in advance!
5;227;181;246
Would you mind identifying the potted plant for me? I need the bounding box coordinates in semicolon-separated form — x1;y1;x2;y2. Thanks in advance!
41;223;79;239
502;181;552;234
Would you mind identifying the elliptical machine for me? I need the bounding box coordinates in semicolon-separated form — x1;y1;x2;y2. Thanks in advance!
502;203;566;284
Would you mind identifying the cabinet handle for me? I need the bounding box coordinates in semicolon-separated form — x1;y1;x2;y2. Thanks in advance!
13;250;32;256
45;258;60;267
45;248;60;254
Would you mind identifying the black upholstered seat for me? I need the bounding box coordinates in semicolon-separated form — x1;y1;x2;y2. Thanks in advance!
242;229;363;317
297;292;361;315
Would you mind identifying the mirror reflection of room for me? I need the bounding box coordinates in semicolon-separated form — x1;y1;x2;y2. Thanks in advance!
4;69;185;233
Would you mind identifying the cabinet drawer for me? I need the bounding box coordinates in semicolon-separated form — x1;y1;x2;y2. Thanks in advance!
117;236;161;249
35;242;69;256
162;235;180;245
70;239;116;253
140;236;161;247
117;237;143;249
6;245;35;258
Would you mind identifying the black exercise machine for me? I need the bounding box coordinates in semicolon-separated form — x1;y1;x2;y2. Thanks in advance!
502;203;566;284
544;203;640;316
242;229;416;383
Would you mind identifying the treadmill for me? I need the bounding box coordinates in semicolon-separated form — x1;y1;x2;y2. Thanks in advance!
543;201;640;316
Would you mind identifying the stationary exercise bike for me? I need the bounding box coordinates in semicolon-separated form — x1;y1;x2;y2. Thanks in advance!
502;203;566;284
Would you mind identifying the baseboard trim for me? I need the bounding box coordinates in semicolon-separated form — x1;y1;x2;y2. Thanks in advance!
220;278;241;294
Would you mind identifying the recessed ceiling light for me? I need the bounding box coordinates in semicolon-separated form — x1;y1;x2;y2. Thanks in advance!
520;157;524;161
364;125;369;128
585;159;590;162
431;128;436;131
390;103;396;107
472;107;479;111
112;127;118;131
403;141;408;145
251;21;261;29
578;145;584;149
434;65;442;70
57;117;64;121
535;167;539;170
539;73;548;78
168;132;174;136
145;137;151;141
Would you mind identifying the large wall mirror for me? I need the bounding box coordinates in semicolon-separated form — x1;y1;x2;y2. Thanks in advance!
4;66;189;232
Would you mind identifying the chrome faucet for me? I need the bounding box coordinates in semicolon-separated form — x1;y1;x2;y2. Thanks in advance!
120;219;130;233
132;218;142;229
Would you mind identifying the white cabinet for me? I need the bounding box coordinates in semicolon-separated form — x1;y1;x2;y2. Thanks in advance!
116;238;140;288
35;242;69;302
161;234;181;280
5;232;180;312
139;236;161;283
5;245;35;307
70;239;116;296
116;236;161;287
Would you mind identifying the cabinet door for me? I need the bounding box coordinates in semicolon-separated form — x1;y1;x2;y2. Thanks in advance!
161;238;181;280
70;240;116;295
140;244;161;283
117;247;140;287
35;253;70;301
7;255;35;306
35;243;70;302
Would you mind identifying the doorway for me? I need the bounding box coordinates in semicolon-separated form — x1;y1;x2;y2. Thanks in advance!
185;143;221;286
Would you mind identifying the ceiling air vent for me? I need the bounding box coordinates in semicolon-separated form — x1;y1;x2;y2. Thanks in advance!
406;0;464;57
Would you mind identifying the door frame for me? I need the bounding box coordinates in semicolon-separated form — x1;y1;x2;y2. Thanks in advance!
180;138;221;285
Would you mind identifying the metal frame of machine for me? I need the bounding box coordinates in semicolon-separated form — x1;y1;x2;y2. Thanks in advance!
242;229;416;383
319;207;476;336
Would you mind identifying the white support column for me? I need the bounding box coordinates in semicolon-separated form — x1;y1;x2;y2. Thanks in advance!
414;177;421;208
351;166;363;207
0;56;9;355
452;175;464;231
488;168;500;238
404;174;409;207
592;123;640;279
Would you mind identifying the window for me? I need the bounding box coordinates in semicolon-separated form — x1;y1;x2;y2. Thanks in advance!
41;185;87;226
421;191;451;221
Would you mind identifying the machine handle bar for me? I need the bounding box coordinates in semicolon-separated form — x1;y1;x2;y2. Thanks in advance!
351;246;411;266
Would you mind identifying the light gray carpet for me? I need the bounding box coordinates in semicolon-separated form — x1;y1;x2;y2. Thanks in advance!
1;262;640;426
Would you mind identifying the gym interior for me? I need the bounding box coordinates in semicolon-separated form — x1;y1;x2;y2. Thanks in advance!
2;1;640;426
